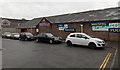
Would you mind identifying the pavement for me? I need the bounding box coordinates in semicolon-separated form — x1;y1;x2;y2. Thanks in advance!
1;38;119;69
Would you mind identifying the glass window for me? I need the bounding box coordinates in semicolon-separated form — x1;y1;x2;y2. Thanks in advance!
45;33;54;37
70;34;75;37
76;34;82;38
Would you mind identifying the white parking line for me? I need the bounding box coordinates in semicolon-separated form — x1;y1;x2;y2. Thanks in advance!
110;48;118;70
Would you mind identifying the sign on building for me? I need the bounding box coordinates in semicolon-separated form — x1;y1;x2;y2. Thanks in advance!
39;23;50;27
92;23;120;31
64;28;76;32
58;24;68;30
90;22;109;26
109;28;120;33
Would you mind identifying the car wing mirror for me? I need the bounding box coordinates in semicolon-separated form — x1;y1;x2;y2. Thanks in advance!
83;37;88;39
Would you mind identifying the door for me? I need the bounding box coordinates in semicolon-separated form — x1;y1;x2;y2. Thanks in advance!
81;35;89;46
75;34;83;45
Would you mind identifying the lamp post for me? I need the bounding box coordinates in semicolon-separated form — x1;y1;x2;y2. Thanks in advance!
80;24;83;33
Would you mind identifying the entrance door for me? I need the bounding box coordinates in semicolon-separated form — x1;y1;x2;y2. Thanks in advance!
21;29;27;32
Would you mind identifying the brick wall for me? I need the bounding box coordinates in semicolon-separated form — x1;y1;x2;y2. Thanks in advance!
16;28;36;35
17;23;120;41
2;28;16;33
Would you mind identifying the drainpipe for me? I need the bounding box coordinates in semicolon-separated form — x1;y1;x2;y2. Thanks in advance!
80;24;83;33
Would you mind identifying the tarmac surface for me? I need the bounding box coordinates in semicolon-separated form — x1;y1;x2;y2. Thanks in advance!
2;38;118;69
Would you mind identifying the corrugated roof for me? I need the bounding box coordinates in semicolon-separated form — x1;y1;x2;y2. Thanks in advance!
18;18;42;28
19;7;120;28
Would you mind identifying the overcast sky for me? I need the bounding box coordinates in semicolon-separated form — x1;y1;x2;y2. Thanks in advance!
0;0;119;20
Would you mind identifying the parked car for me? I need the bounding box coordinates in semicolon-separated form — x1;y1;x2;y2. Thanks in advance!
10;33;20;39
19;32;34;41
65;33;105;48
2;32;11;38
34;33;62;44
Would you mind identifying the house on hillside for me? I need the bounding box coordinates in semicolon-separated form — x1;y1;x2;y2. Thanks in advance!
1;18;28;33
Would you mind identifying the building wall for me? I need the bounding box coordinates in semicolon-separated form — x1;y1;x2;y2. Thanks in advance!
2;28;16;33
17;22;120;41
51;23;81;39
17;28;36;35
50;23;119;41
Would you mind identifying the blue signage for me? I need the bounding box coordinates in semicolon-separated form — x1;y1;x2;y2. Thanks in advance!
64;28;76;32
89;22;109;26
108;28;120;33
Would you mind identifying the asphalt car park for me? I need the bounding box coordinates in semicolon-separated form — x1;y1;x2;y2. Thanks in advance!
2;38;118;69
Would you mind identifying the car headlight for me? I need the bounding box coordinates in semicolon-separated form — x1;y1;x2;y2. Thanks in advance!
96;41;102;43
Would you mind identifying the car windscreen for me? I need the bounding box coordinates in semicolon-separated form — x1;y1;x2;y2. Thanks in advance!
12;33;19;35
46;33;54;37
4;32;11;35
25;33;33;36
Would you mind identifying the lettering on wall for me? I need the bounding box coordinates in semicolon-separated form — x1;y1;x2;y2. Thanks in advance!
90;22;109;26
64;28;76;32
109;28;120;33
92;23;120;31
57;24;68;30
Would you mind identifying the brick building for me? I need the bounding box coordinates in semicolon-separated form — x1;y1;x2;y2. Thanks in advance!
1;18;28;33
17;7;120;41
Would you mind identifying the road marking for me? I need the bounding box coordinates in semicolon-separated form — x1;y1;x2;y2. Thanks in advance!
99;53;112;70
110;48;118;70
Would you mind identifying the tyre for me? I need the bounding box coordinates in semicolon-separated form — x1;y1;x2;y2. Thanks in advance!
25;38;28;41
66;41;72;46
89;43;96;49
49;40;53;44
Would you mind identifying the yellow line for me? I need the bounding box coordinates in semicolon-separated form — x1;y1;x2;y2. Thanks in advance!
102;53;112;70
99;53;112;70
99;53;110;70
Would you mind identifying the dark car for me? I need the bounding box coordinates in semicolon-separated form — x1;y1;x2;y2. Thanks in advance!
2;32;11;38
19;32;34;41
10;33;20;39
34;33;62;44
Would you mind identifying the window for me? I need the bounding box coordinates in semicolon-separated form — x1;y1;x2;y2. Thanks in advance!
70;34;75;37
42;34;47;37
76;34;82;38
38;33;42;37
46;33;54;37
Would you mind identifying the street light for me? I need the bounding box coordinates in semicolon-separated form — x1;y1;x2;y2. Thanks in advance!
80;24;83;33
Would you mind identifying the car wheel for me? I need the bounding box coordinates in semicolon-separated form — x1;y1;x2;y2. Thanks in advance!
25;38;28;41
67;41;72;46
49;40;53;44
89;43;96;49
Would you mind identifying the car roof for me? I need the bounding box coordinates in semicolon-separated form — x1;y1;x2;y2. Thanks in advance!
39;33;52;34
69;33;86;35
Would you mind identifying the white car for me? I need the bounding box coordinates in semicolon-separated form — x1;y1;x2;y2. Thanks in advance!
65;33;105;48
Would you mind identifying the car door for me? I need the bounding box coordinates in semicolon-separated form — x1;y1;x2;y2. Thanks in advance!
74;34;83;45
68;34;76;44
81;35;89;46
37;33;43;42
41;33;47;42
